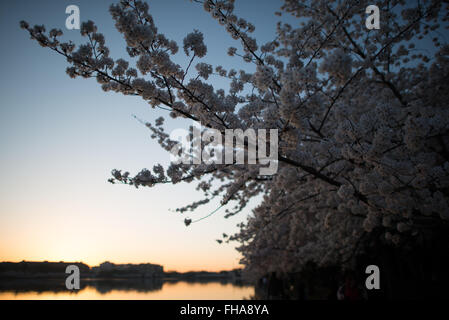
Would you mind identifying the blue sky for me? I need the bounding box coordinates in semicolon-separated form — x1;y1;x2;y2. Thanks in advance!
0;0;288;271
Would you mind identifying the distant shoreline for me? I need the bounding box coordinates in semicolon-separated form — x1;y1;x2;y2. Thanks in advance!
0;261;244;282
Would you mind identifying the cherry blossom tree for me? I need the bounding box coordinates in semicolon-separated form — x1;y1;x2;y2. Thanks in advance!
22;0;449;280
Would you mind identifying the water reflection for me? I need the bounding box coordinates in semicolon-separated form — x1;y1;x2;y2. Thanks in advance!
0;278;254;300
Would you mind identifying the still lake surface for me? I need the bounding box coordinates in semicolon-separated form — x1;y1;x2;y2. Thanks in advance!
0;279;254;300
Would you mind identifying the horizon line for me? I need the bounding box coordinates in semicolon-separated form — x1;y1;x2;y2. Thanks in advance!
0;260;242;273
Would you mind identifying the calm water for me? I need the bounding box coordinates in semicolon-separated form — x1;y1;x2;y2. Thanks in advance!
0;279;254;300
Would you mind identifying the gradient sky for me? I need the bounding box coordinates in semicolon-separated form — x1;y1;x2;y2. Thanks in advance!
0;0;291;271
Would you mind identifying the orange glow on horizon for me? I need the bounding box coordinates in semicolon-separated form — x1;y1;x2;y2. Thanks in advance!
0;256;242;273
0;204;244;273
